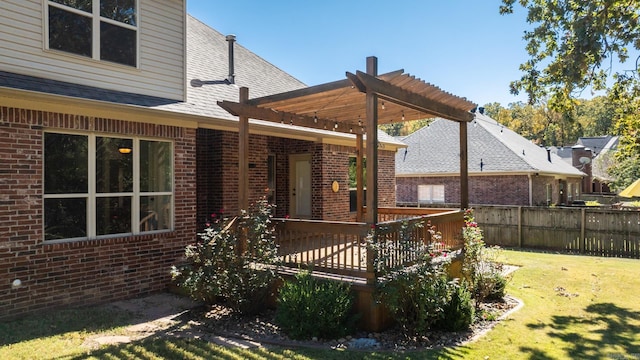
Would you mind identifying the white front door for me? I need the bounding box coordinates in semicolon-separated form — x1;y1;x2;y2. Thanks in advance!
289;154;312;218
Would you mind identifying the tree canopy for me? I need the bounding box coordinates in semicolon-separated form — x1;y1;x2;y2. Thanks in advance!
500;0;640;190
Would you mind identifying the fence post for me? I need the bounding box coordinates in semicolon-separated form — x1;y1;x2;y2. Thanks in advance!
518;206;523;248
580;208;586;254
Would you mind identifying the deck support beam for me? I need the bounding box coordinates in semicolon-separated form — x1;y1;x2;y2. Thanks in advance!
460;120;469;209
239;87;249;212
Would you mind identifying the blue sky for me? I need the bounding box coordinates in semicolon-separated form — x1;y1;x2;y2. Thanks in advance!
187;1;533;107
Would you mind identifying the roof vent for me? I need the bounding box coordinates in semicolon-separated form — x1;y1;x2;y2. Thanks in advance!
226;34;236;84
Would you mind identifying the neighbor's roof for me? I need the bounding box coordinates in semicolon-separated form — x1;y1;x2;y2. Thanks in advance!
396;113;585;177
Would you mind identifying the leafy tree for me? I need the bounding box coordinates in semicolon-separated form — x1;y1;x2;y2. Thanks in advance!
499;0;640;109
500;0;640;188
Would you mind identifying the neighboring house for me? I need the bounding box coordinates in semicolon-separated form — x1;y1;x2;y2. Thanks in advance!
395;113;585;207
0;1;403;319
552;136;619;194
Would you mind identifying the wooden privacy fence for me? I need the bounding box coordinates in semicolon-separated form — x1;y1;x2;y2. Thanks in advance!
274;208;465;281
474;206;640;259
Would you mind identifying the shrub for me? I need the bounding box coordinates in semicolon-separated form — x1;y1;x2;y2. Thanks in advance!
435;279;475;331
376;261;451;335
475;267;508;302
275;271;358;340
462;209;510;305
170;199;280;315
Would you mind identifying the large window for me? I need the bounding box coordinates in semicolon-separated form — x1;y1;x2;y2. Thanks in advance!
44;132;172;241
47;0;138;67
418;184;445;204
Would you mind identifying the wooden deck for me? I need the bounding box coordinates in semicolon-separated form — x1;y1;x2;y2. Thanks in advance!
274;208;465;281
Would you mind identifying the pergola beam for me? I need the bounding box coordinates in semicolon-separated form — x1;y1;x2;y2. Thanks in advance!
350;70;475;123
218;100;365;135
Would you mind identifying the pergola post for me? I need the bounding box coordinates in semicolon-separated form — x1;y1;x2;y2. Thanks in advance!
459;120;469;209
365;56;378;285
239;87;249;212
365;56;378;225
356;133;364;222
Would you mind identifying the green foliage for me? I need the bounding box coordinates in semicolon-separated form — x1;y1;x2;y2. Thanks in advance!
274;271;357;340
462;209;510;305
170;199;280;315
499;0;640;110
379;119;433;137
607;75;640;191
501;0;640;185
376;262;452;335
435;279;475;332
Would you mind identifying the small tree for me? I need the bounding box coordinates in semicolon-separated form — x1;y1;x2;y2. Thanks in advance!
170;199;280;315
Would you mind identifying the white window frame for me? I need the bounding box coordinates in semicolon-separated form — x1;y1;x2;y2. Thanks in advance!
44;0;140;68
417;184;445;204
43;130;173;242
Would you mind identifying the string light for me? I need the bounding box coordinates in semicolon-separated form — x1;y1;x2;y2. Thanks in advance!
381;101;385;110
313;112;318;123
401;111;405;121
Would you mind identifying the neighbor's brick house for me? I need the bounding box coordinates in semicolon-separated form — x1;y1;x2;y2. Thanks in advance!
396;114;584;207
0;1;401;319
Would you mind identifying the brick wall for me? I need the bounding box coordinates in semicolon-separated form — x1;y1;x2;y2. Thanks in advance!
195;130;397;222
398;175;531;206
397;174;583;206
0;106;196;320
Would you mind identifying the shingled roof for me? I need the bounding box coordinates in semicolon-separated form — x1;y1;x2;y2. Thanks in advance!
0;14;404;147
396;113;585;177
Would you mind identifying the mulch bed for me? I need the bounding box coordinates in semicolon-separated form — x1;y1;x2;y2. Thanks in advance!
185;295;522;351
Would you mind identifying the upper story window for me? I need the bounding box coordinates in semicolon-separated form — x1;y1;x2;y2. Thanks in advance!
47;0;138;67
43;131;173;241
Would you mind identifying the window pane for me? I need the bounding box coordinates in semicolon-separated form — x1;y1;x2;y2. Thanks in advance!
45;133;88;194
100;0;136;25
48;6;92;57
50;0;92;13
140;140;172;192
45;198;87;240
100;21;136;66
96;137;133;193
96;196;131;235
140;195;171;231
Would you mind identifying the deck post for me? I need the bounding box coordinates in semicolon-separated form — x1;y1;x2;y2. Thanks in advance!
459;120;469;209
365;56;378;284
356;133;364;222
238;87;249;253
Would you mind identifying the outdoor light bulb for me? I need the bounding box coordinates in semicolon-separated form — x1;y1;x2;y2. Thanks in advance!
381;101;385;110
402;111;405;121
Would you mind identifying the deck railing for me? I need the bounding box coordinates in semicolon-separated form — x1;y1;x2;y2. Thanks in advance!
274;208;465;281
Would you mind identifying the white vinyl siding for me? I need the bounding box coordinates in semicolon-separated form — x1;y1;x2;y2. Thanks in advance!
0;0;185;101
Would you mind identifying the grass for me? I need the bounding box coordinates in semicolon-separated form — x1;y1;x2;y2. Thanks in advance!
1;250;639;359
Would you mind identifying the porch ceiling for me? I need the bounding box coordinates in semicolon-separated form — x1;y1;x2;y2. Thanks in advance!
218;69;477;135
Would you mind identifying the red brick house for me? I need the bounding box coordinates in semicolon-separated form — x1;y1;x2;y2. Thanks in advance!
0;1;405;319
396;113;585;207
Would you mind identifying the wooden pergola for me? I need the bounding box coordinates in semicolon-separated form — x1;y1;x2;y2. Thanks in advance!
218;56;477;223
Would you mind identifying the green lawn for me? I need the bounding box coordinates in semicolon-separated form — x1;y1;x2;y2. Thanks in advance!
1;250;639;359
